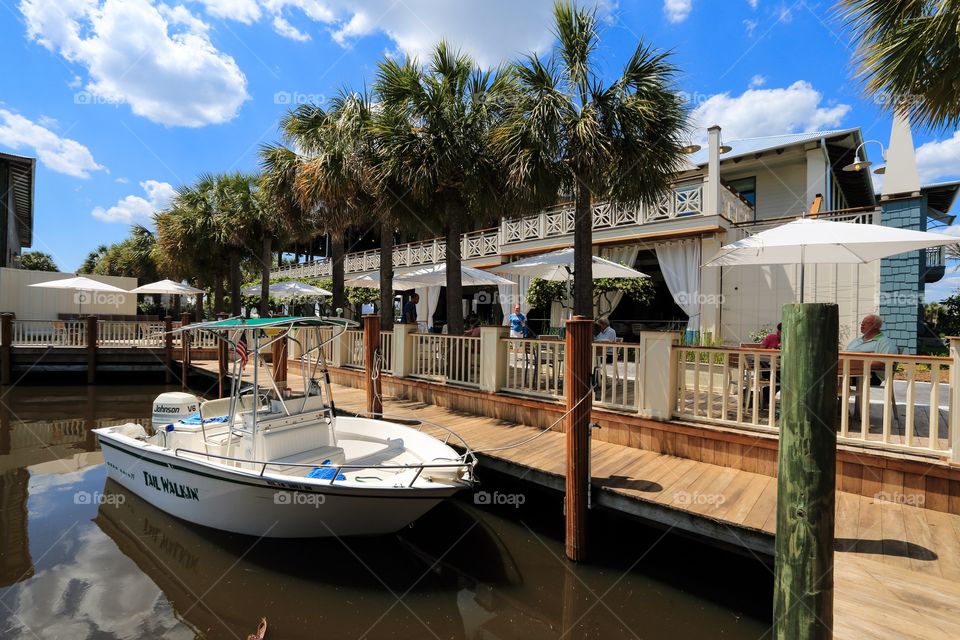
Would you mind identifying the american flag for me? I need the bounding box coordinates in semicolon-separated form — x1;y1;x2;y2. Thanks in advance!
236;332;249;370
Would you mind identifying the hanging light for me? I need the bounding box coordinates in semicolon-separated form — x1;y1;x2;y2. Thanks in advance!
718;132;732;154
680;143;701;154
842;139;886;172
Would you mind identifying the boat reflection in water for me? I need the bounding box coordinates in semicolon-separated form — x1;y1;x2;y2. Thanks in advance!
95;479;769;639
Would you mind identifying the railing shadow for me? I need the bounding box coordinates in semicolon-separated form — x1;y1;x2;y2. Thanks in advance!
835;537;938;560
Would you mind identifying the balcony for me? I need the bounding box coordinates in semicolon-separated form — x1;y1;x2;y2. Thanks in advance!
270;180;753;279
925;245;947;283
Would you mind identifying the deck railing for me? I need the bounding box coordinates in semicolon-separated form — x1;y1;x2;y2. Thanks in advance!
673;344;955;459
343;330;365;369
503;338;565;398
410;334;480;387
379;331;394;374
593;342;646;412
98;321;166;348
11;320;87;347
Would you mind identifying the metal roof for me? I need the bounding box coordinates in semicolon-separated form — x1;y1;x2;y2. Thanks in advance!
0;152;34;247
684;128;863;166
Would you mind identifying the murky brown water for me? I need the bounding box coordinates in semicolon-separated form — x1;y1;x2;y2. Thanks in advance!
0;384;772;639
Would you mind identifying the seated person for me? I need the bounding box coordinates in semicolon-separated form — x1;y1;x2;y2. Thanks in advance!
846;314;897;416
595;318;617;342
761;323;781;349
509;305;527;339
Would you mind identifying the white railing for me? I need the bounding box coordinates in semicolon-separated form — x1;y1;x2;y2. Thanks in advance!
379;331;394;374
593;342;646;412
673;345;954;458
503;338;565;398
410;334;480;387
12;320;86;347
98;321;166;348
344;330;365;368
674;345;780;431
927;246;946;267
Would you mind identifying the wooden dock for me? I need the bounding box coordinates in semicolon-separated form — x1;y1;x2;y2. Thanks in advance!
186;359;960;639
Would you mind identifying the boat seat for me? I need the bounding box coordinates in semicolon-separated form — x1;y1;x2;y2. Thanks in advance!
268;445;346;475
200;395;261;421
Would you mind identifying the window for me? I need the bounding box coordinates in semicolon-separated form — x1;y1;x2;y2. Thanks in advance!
727;177;757;212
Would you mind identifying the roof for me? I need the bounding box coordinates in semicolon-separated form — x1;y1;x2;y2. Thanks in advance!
0;152;34;247
919;180;960;224
685;128;862;166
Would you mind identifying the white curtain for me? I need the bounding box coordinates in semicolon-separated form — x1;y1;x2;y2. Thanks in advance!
655;238;701;332
416;286;441;329
593;244;642;318
498;275;532;325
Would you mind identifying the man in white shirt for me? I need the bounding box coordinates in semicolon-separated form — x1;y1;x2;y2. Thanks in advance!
595;318;616;342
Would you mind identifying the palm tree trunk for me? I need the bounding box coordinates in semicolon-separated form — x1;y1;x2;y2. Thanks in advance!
173;295;182;317
573;178;593;317
214;273;225;314
260;236;272;316
444;198;464;335
229;248;242;316
379;216;394;330
331;230;346;316
195;292;204;321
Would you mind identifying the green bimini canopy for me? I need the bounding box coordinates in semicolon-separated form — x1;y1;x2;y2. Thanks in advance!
174;316;358;332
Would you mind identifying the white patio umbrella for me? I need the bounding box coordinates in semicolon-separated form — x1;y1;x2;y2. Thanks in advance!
129;279;204;295
491;247;648;280
395;264;516;288
343;273;383;289
241;281;332;298
703;217;960;301
29;276;129;315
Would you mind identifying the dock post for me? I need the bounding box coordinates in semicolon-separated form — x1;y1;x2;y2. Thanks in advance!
217;312;228;398
164;316;173;384
86;316;98;385
271;330;288;396
1;313;12;385
180;312;191;390
564;315;593;562
774;303;838;640
363;314;382;417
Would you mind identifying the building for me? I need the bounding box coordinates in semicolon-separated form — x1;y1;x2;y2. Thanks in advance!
272;118;958;354
0;153;34;268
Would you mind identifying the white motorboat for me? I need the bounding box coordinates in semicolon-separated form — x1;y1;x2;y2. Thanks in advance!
94;317;475;538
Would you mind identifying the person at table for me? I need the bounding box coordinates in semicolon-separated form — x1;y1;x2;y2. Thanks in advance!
464;314;481;338
847;314;897;417
509;304;527;339
760;323;781;349
402;293;419;325
595;318;617;342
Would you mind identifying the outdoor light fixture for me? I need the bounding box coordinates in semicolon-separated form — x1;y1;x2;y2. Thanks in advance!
842;139;886;173
718;132;732;154
680;143;701;154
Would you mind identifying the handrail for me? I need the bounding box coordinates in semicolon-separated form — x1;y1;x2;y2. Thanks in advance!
172;447;474;488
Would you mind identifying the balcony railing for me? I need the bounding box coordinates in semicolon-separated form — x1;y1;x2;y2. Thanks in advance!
271;181;752;279
927;245;946;268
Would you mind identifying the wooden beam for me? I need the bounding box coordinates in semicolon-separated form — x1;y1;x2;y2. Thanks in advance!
565;315;593;562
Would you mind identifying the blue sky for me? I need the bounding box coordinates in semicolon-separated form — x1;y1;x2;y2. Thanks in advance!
2;1;959;298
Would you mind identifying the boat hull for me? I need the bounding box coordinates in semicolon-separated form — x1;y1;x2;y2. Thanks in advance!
98;434;458;538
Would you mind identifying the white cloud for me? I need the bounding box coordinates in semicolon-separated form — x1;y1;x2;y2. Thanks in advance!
664;0;692;23
743;18;758;36
691;81;851;142
748;74;766;88
747;0;759;7
92;180;175;224
114;177;128;184
0;109;104;178
916;131;960;183
20;0;249;127
193;1;611;68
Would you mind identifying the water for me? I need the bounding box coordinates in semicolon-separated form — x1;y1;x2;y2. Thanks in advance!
0;384;773;639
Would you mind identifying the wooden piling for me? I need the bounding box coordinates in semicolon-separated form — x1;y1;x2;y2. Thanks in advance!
86;316;97;385
1;313;12;386
217;312;228;398
564;315;593;562
773;303;838;640
164;316;173;385
180;312;191;390
271;333;288;395
363;314;382;417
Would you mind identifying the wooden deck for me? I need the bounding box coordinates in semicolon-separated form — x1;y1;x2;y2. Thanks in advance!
186;359;960;639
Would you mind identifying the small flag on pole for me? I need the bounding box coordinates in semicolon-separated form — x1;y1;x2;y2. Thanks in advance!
236;332;249;370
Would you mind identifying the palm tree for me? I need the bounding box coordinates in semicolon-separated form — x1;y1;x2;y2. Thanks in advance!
78;245;109;274
839;0;960;130
494;1;688;316
210;172;268;316
374;42;512;335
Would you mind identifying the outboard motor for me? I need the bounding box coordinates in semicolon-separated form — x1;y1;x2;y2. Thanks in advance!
152;392;200;429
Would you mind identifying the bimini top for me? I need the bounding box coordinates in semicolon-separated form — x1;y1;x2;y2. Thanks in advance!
177;316;358;331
